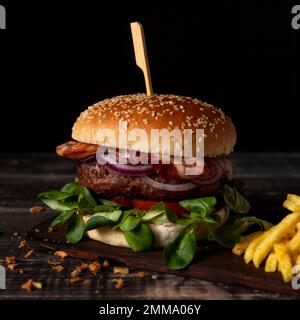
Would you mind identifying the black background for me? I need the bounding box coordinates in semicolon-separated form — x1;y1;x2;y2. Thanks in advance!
0;1;299;152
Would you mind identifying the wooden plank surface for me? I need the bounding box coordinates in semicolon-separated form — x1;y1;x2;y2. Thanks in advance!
0;153;300;299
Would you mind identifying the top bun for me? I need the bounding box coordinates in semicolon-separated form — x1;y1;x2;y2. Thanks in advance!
72;94;237;157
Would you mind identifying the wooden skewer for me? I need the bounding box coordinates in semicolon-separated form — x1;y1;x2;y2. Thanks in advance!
130;22;153;96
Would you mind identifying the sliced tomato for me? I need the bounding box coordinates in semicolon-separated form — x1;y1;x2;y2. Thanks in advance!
131;199;187;217
112;198;187;217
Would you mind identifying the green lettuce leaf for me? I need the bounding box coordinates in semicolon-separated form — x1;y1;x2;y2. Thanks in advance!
163;223;197;270
124;223;154;252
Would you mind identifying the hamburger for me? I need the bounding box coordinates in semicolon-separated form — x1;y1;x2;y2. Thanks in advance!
40;93;268;270
57;93;236;200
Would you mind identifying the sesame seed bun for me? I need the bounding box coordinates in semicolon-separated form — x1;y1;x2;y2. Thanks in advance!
72;94;237;157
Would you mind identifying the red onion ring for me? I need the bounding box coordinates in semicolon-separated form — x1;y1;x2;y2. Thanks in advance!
190;158;223;185
106;162;155;176
96;146;118;165
96;146;155;175
141;176;197;192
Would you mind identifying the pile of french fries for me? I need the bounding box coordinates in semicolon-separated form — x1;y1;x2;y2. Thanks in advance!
232;194;300;283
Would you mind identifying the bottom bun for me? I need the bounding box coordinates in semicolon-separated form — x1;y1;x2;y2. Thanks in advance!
83;216;208;248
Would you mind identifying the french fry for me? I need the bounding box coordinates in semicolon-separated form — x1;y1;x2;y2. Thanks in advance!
291;253;298;265
277;263;281;272
252;212;300;268
232;194;300;285
287;229;300;254
265;252;277;272
285;228;296;240
273;243;293;282
232;243;249;256
244;232;267;264
232;232;262;256
296;254;300;266
283;200;300;212
287;194;300;205
240;231;263;243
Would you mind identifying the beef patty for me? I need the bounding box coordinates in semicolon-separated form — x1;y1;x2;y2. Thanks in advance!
77;159;228;201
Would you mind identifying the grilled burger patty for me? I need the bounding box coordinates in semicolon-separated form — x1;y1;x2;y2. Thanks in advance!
77;159;229;201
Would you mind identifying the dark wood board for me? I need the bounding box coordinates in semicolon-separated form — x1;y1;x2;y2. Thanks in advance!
26;215;300;296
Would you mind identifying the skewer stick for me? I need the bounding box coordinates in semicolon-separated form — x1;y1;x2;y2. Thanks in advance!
130;22;153;96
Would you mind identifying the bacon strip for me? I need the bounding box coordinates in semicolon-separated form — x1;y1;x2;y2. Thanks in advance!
56;141;98;160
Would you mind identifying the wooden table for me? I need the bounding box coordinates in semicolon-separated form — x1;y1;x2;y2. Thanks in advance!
0;153;300;299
